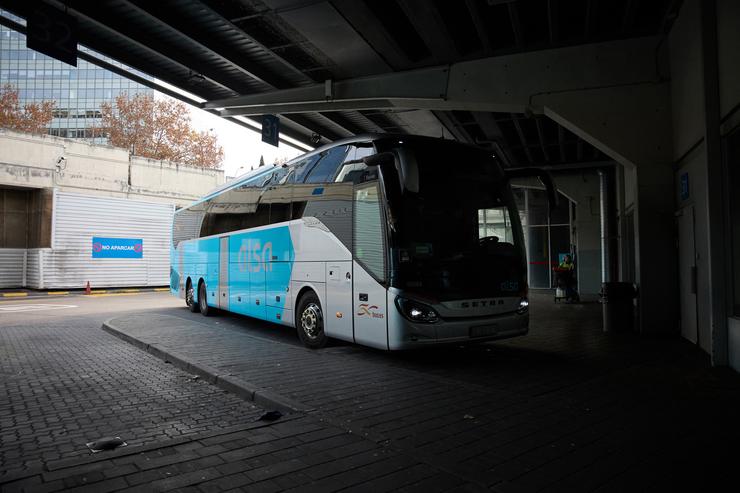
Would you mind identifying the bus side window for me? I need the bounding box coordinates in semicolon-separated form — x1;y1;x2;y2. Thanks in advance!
290;155;321;183
304;145;349;184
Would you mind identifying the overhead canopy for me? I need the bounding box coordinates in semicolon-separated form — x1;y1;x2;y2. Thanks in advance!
0;0;681;166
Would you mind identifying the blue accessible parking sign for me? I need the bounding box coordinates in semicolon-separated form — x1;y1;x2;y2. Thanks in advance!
92;237;143;259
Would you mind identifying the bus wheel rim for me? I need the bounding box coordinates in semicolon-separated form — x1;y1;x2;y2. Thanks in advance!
186;285;194;306
301;303;321;339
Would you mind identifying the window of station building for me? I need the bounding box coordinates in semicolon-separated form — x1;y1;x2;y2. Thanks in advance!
514;187;574;289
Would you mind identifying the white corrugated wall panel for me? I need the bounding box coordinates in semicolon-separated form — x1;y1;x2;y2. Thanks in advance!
25;249;45;289
48;192;174;288
0;249;25;288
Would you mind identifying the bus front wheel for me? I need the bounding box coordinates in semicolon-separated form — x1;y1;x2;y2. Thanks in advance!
186;279;198;313
198;281;212;317
296;292;327;349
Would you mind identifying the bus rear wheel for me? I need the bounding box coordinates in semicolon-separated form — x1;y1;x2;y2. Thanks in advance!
186;279;198;313
198;281;212;317
296;292;327;349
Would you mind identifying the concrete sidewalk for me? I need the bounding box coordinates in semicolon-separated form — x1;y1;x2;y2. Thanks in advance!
94;298;740;492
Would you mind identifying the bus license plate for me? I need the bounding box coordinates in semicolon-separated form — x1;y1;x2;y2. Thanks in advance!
470;325;498;338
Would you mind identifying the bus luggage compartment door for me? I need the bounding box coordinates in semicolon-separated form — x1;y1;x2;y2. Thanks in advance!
218;236;229;310
248;269;266;320
325;262;353;341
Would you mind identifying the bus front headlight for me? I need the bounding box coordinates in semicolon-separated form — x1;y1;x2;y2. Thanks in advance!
517;298;529;314
396;297;439;323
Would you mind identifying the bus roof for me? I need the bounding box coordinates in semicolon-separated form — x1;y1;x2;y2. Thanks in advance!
180;134;492;212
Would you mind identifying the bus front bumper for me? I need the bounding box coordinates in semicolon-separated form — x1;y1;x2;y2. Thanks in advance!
387;310;529;350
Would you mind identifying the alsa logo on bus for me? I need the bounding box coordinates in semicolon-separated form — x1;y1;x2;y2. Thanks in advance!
237;239;273;272
357;304;384;318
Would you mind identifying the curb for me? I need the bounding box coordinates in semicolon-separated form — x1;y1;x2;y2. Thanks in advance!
102;320;311;415
0;287;170;299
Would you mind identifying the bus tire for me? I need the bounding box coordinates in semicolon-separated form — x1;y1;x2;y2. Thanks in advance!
198;280;212;317
296;291;327;349
186;279;198;313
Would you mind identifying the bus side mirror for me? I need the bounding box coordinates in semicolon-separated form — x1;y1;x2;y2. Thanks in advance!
362;152;395;167
505;168;559;210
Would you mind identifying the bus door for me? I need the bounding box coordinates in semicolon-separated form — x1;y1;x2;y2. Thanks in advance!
218;236;229;310
325;261;353;341
352;183;388;349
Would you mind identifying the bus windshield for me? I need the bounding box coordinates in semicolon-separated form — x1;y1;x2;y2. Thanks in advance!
384;141;526;301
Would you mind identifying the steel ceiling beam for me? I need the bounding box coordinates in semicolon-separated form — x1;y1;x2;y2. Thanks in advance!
534;117;551;162
205;67;450;110
397;0;457;61
511;116;534;164
0;11;314;151
464;0;493;55
508;2;524;48
557;125;567;162
49;1;245;95
123;0;279;89
548;0;559;44
198;0;320;84
206;36;660;117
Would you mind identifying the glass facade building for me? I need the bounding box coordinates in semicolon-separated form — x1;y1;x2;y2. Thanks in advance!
0;12;152;142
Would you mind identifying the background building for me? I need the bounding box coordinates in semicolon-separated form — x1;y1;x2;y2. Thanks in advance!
0;129;224;289
0;11;152;142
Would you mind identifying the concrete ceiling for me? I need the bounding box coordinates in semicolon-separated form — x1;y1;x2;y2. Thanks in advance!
0;0;682;166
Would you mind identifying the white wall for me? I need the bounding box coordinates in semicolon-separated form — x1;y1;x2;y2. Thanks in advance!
0;249;25;288
43;192;173;288
0;130;224;207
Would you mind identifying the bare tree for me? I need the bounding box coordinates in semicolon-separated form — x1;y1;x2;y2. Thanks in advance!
100;93;224;169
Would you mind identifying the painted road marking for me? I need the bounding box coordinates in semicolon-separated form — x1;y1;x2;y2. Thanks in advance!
88;293;140;298
47;291;70;295
2;293;28;297
154;288;170;292
0;304;77;312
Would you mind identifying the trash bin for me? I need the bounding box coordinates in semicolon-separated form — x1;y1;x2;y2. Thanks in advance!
601;282;637;332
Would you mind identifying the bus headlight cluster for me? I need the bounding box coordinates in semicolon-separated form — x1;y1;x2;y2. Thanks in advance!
396;297;439;323
517;298;529;314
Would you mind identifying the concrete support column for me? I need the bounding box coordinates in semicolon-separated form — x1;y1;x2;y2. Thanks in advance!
537;82;675;333
701;0;729;365
634;164;679;333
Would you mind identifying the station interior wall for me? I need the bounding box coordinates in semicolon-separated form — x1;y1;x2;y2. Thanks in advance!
667;0;740;366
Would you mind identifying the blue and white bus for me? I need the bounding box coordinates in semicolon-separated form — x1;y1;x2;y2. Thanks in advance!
171;134;550;350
